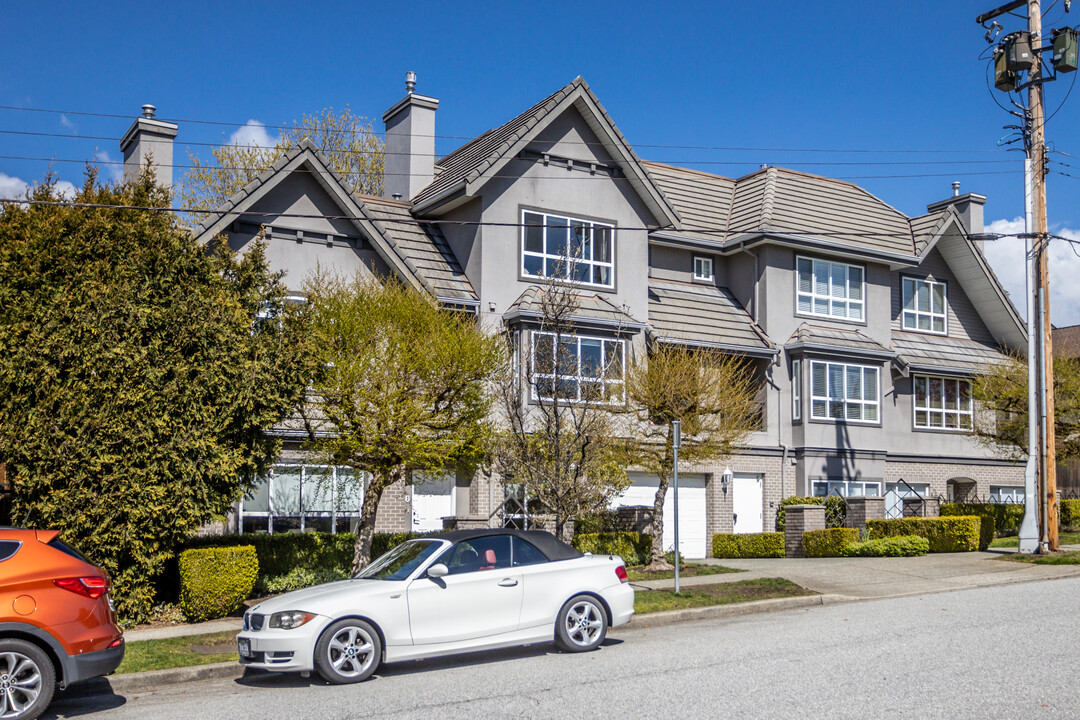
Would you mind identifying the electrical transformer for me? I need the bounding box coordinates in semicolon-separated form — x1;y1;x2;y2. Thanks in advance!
1052;27;1078;73
995;48;1018;91
1006;31;1034;71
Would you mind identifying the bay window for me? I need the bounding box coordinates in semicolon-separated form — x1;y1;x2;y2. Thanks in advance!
913;375;973;430
531;331;625;403
810;360;880;423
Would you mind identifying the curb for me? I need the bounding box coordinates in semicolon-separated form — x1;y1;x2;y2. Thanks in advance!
614;593;852;631
62;662;272;699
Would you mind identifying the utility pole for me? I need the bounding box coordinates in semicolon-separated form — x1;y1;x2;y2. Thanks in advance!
977;0;1074;551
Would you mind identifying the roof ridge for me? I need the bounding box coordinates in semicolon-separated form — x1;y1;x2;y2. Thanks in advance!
642;160;736;183
760;167;779;228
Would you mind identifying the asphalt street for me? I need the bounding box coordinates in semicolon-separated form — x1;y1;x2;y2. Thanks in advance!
49;576;1080;719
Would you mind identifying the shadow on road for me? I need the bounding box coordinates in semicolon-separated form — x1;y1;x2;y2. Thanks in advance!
235;637;625;688
44;683;127;718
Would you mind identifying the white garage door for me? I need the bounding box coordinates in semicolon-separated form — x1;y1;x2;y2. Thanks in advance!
610;473;707;559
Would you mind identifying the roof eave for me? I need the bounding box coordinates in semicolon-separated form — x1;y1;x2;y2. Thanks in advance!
652;335;778;358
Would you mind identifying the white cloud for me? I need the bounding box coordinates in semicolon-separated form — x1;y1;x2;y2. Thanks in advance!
0;172;77;204
983;217;1080;327
60;114;75;130
229;120;278;149
93;149;123;183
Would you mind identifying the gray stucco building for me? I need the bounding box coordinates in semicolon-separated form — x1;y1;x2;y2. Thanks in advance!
123;76;1026;557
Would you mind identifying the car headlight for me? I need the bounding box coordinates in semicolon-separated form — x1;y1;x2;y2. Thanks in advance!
268;611;316;630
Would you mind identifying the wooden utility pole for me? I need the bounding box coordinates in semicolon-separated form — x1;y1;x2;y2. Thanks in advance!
1028;0;1059;550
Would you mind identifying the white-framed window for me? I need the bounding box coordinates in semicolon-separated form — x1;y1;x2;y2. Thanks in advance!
792;359;802;421
531;331;625;403
990;486;1024;503
693;256;714;282
241;464;367;534
902;277;947;334
522;210;614;289
796;256;864;321
812;480;882;497
810;360;879;423
913;375;973;430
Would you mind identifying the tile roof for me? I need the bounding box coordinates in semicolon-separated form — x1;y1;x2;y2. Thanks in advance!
647;279;774;355
892;332;1009;372
785;323;895;357
505;286;643;329
1053;325;1080;359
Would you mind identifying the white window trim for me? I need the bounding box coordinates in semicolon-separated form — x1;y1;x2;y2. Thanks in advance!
989;486;1024;503
809;360;880;424
693;255;714;282
241;464;368;534
796;255;865;322
912;375;973;431
521;210;615;290
530;331;625;404
812;480;882;497
902;276;948;335
792;359;802;421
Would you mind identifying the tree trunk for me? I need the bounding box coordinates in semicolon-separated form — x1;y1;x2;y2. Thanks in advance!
646;472;673;571
350;468;394;574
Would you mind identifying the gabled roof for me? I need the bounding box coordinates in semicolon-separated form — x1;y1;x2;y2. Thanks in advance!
647;279;775;357
891;332;1008;375
504;286;644;332
785;323;896;360
191;139;476;306
412;77;680;229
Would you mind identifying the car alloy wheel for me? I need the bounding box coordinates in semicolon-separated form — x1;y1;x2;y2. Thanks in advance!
555;594;608;653
0;640;55;720
314;619;382;685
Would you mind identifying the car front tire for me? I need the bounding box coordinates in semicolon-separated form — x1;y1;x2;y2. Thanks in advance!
313;619;382;684
554;594;608;653
0;638;56;720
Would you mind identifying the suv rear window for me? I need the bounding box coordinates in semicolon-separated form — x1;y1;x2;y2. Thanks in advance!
0;540;20;562
48;538;90;563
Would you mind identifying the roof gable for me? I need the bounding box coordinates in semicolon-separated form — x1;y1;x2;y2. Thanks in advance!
412;77;680;229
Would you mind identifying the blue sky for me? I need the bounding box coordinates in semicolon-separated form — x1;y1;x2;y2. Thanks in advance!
2;1;1078;321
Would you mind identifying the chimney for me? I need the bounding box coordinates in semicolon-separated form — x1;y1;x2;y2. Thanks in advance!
119;104;178;188
382;72;438;201
926;181;986;236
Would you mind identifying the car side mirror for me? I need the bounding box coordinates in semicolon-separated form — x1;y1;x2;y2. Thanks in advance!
427;563;449;579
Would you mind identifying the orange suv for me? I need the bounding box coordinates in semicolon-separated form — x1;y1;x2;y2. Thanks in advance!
0;528;124;720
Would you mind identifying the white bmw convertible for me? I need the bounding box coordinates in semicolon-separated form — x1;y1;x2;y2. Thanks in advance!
236;529;635;683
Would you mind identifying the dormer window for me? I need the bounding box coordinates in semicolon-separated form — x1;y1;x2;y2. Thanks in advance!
522;210;614;289
902;277;947;334
693;256;714;282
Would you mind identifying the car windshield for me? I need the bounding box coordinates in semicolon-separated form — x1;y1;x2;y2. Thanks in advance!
356;540;442;581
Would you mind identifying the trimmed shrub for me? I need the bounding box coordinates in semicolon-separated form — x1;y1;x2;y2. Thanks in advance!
941;503;1025;550
775;496;847;532
256;566;349;595
712;532;785;558
866;516;980;552
179;546;258;622
1060;499;1080;531
802;528;860;558
573;532;650;566
843;535;929;557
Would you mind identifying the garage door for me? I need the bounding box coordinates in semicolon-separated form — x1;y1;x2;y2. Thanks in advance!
610;473;707;559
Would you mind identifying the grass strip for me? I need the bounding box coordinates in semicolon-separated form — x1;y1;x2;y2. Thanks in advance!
991;531;1080;548
999;550;1080;565
116;631;239;674
634;578;814;615
625;563;742;582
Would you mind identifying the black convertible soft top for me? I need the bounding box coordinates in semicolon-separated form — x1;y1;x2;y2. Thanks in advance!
424;528;584;562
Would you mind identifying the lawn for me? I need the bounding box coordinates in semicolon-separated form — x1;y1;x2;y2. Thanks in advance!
634;578;815;614
116;631;238;674
625;563;742;582
990;531;1080;548
999;550;1080;565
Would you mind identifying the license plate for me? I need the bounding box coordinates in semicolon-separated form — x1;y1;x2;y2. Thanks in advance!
237;638;251;658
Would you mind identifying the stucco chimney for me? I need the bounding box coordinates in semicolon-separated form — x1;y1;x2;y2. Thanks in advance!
926;181;986;236
382;73;438;201
120;104;178;189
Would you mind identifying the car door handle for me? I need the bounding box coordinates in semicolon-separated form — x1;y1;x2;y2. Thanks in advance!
497;578;518;587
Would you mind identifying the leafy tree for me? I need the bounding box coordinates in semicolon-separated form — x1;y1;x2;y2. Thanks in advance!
625;343;760;570
0;170;312;621
971;352;1080;462
490;279;630;542
178;106;384;213
301;272;502;572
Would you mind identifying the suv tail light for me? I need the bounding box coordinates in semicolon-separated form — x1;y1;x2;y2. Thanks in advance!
615;565;628;584
54;576;108;599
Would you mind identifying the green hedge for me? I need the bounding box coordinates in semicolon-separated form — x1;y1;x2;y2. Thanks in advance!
179;546;258;622
775;496;847;532
941;503;1025;550
843;535;929;557
1061;499;1080;530
572;532;650;566
712;532;785;558
802;528;860;558
866;516;980;552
